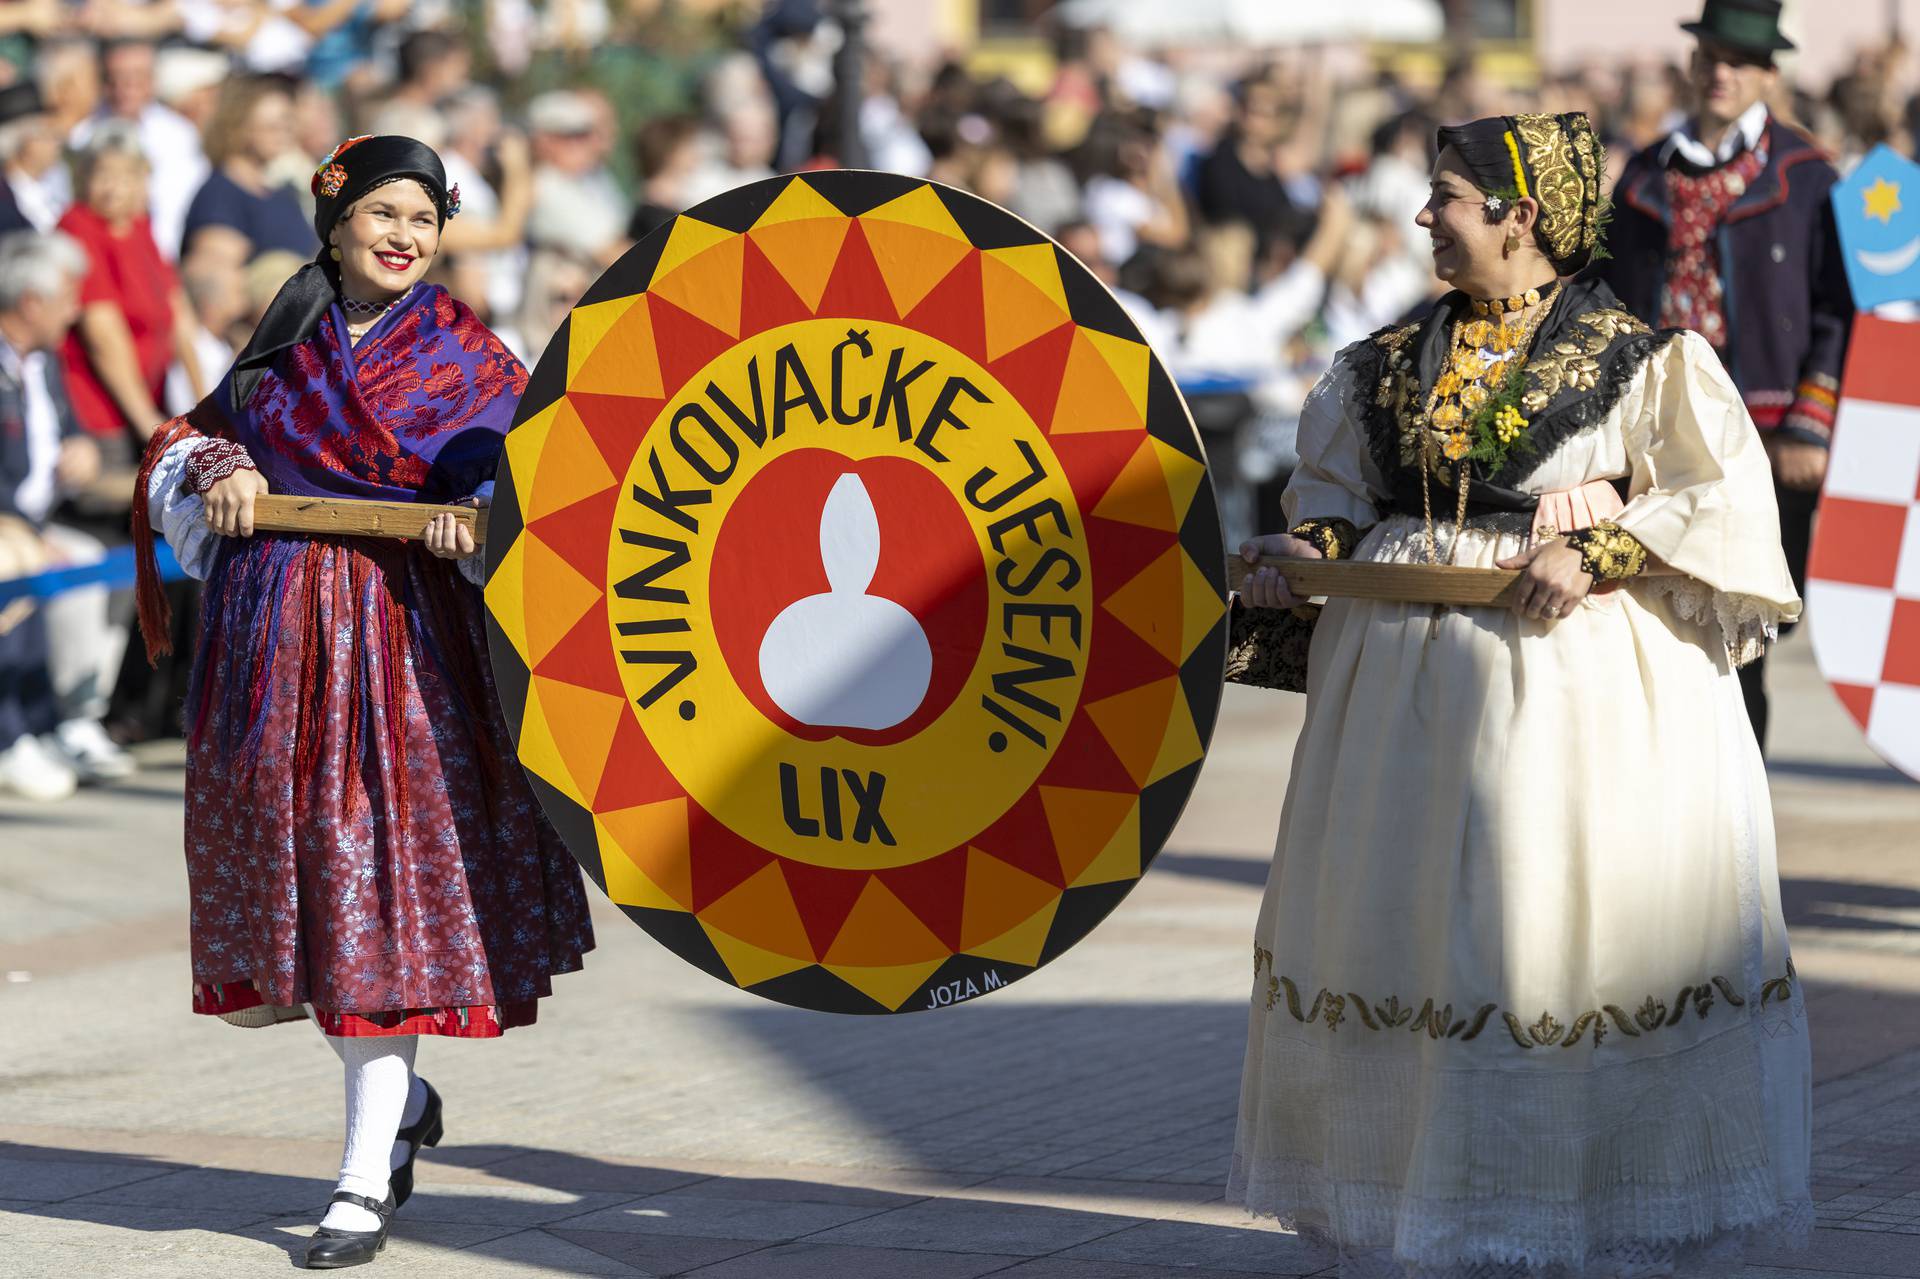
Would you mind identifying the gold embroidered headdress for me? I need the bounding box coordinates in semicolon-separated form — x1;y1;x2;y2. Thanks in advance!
1436;112;1608;274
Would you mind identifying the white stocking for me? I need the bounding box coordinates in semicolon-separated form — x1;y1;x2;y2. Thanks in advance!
312;1016;418;1232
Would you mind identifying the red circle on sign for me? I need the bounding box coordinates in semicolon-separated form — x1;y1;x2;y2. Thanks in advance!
708;448;988;746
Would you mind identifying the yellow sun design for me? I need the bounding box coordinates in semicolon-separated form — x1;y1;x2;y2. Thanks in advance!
1864;176;1902;225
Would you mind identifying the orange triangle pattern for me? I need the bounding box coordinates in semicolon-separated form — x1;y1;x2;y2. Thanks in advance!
567;294;640;385
698;862;815;962
985;243;1069;313
1049;328;1146;435
649;235;746;339
967;898;1058;968
520;537;604;668
1038;786;1139;883
529;676;626;803
526;400;616;523
980;251;1072;363
1069;804;1141;888
860;219;972;318
570;295;664;399
958;847;1060;952
747;217;850;312
597;796;694;910
650;216;735;282
1101;546;1185;664
1084;677;1181;789
1090;437;1176;532
1082;329;1150;420
823;877;950;966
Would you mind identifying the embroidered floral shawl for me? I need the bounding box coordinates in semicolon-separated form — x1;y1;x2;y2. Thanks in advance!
133;283;527;654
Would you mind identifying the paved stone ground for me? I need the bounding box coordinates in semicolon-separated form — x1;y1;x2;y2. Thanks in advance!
3;632;1919;1278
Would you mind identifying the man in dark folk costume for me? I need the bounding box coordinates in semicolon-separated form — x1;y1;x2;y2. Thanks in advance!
1603;0;1852;750
1231;111;1809;1276
134;136;594;1269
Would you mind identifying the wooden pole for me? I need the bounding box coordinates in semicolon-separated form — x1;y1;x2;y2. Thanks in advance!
1227;556;1523;607
251;494;489;544
244;497;1543;607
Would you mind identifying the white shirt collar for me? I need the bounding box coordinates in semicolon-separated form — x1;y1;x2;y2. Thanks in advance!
1660;101;1769;169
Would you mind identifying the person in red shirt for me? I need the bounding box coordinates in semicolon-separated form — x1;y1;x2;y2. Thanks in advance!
58;121;205;466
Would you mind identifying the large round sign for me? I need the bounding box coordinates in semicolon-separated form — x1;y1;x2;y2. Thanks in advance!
484;172;1226;1013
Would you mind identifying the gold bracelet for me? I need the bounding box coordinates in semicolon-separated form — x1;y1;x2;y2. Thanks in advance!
1564;520;1647;581
1288;517;1360;562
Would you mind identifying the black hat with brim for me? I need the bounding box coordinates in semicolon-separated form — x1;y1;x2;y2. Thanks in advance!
1682;0;1796;55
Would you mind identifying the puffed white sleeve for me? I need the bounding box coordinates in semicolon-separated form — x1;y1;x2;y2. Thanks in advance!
1614;330;1803;667
145;436;222;580
1279;346;1388;529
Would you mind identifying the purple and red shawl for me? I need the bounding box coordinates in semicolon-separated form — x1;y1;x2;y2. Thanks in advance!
134;283;593;1032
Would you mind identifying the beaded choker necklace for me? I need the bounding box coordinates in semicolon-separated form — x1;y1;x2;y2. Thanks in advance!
1468;278;1561;318
341;294;400;319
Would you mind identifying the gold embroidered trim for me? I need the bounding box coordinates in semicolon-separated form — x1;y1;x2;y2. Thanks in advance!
1511;112;1604;268
1517;306;1648;416
1252;947;1797;1051
1380;306;1649;482
1288;517;1359;561
1566;519;1648;580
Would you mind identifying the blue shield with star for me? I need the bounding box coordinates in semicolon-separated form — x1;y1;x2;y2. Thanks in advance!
1834;144;1920;310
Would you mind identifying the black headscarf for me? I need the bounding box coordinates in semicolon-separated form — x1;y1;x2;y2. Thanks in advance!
1435;112;1607;275
228;135;456;406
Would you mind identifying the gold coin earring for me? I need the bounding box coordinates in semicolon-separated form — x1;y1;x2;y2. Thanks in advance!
330;246;342;261
1503;230;1521;257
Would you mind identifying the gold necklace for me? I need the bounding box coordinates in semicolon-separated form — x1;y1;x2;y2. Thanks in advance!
1417;289;1559;564
1468;279;1559;317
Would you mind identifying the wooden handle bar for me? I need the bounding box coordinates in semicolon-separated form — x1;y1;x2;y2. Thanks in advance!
244;497;1536;607
251;494;490;545
1227;557;1523;606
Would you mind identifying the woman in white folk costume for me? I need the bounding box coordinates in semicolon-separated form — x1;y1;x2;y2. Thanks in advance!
1228;112;1809;1276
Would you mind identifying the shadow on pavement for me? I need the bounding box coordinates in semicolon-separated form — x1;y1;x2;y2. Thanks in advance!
1154;849;1269;887
0;1137;1314;1276
1783;878;1920;936
1768;757;1918;788
716;999;1247;1186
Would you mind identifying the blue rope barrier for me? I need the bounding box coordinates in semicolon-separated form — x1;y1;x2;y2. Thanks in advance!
0;543;185;607
1178;374;1260;397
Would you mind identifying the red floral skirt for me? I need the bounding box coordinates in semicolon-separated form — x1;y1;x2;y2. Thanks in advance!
182;536;594;1032
192;979;536;1038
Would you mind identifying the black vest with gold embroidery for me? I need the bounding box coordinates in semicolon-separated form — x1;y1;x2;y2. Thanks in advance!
1349;278;1682;521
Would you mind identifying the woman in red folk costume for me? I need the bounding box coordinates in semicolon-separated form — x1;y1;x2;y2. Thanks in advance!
133;136;594;1269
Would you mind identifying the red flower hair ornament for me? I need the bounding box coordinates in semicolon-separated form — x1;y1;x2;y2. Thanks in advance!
310;135;373;197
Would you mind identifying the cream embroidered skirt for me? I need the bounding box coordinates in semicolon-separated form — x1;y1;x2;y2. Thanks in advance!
1230;517;1811;1278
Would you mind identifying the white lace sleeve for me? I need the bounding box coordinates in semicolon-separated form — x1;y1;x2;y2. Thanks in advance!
147;437;224;580
1637;576;1778;669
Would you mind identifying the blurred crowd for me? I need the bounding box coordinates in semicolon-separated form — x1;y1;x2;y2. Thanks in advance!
0;0;1915;799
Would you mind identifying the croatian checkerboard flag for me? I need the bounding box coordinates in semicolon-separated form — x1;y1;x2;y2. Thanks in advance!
1805;313;1920;782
